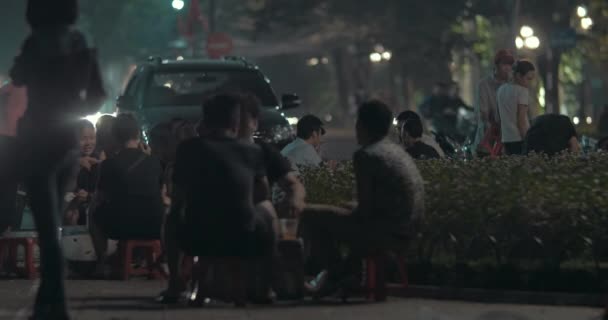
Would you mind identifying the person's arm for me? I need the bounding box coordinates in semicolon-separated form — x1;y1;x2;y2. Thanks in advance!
516;88;530;139
569;136;581;154
277;172;306;217
565;118;581;154
517;104;530;139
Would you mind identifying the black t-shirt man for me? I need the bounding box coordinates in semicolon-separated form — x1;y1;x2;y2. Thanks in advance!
406;141;441;160
173;135;270;257
525;114;578;156
96;148;164;239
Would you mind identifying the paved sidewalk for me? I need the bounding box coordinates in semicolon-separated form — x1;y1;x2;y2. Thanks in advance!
0;280;603;320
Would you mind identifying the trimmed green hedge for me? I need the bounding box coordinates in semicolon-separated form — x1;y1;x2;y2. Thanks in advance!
299;152;608;270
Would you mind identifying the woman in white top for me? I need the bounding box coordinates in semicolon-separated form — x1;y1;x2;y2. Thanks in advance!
497;60;536;155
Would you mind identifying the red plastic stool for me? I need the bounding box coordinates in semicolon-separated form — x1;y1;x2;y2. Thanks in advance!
364;252;408;302
0;236;38;279
115;240;163;280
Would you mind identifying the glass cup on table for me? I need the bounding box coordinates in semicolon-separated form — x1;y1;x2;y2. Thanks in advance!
279;218;299;240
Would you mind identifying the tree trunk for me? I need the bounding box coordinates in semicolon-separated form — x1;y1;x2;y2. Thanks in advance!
332;48;354;125
538;48;562;114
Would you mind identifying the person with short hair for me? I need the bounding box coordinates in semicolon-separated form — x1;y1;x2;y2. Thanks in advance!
159;93;275;304
90;114;164;274
397;111;441;160
472;49;515;156
301;100;425;296
281;115;326;168
239;94;305;217
95;114;118;160
524;114;580;156
64;120;100;225
497;60;536;155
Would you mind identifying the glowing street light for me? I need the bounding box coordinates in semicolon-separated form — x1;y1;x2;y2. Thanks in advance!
382;51;392;61
520;25;534;38
172;0;185;11
515;37;525;49
573;116;580;125
370;52;382;63
525;36;540;49
176;56;184;61
581;17;593;30
577;5;588;18
586;117;593;125
306;57;319;66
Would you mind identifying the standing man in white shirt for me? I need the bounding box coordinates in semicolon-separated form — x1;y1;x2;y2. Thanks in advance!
281;115;325;168
497;60;536;155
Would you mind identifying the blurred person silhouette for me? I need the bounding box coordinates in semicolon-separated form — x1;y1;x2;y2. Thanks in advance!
524;114;580;156
7;0;106;318
497;60;536;155
95;114;118;160
89;114;164;276
158;93;275;304
599;105;608;138
472;49;515;157
0;83;27;234
396;110;444;159
398;111;440;160
239;94;305;218
64;120;100;225
300;100;424;296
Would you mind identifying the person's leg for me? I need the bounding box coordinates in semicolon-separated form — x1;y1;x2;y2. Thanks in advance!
89;212;109;274
0;136;19;233
298;204;351;275
158;212;186;302
26;171;69;318
251;201;278;302
0;182;18;233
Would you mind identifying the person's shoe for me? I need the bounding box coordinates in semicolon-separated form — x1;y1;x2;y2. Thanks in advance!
156;283;188;305
304;270;328;292
305;270;340;299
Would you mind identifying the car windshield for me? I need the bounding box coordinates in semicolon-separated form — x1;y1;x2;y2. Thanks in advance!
144;69;278;107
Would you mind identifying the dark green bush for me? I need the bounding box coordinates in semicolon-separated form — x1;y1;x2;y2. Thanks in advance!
299;152;608;269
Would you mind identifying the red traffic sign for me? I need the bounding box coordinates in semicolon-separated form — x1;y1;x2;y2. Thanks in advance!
206;33;234;59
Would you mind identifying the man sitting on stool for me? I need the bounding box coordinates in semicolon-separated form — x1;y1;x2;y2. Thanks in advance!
159;93;275;304
300;100;425;296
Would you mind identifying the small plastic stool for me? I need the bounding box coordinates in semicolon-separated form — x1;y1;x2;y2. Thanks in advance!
115;240;163;280
0;236;38;279
364;252;409;302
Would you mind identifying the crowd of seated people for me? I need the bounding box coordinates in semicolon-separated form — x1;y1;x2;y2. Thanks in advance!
2;88;427;304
